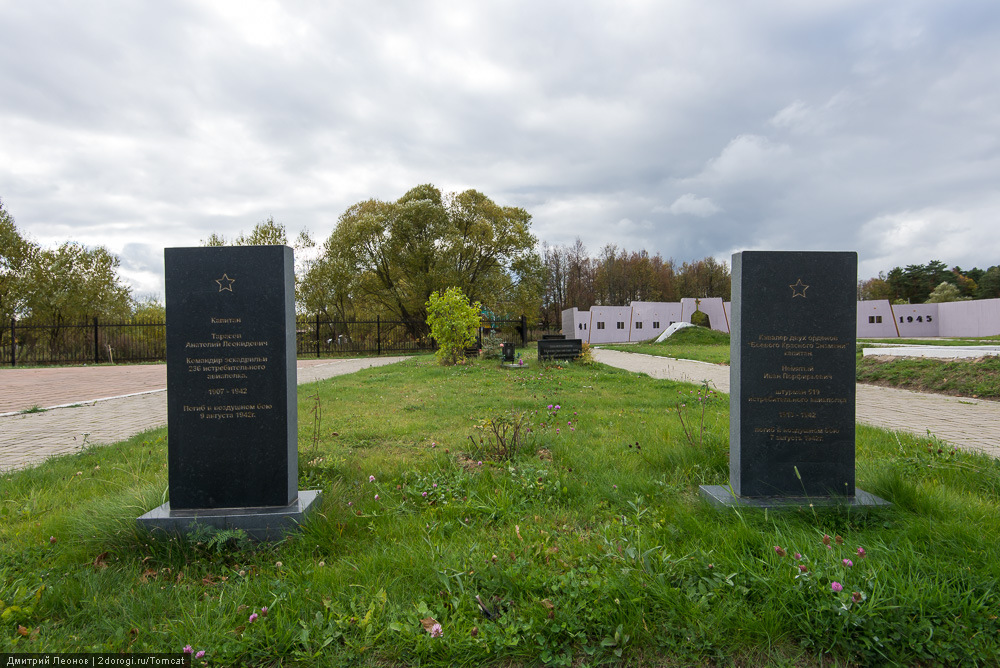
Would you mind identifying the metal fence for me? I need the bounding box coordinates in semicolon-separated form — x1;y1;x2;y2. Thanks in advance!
296;315;434;357
5;317;166;366
5;314;534;366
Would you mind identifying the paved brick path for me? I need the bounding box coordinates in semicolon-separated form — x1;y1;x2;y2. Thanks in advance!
4;352;998;473
593;349;1000;459
0;365;168;414
0;358;409;472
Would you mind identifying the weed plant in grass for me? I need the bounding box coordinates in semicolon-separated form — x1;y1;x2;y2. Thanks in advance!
602;327;731;365
2;357;1000;664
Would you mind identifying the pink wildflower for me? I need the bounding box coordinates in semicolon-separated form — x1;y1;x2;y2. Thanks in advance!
249;612;258;623
374;494;379;500
774;546;787;557
430;623;443;638
831;582;843;592
183;645;193;654
195;651;205;659
857;547;866;558
798;565;807;573
843;559;853;567
794;553;802;560
261;606;268;616
852;591;862;603
369;475;375;482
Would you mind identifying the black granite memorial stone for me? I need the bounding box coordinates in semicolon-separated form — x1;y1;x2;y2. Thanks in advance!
164;245;296;508
138;245;321;538
501;342;516;363
700;251;887;508
538;338;582;361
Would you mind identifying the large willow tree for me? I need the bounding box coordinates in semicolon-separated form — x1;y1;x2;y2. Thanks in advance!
301;185;544;331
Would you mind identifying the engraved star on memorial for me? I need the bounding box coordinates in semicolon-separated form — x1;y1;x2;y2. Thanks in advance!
789;278;809;298
216;274;235;292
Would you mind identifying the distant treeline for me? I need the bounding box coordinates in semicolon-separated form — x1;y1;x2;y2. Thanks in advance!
539;239;730;328
1;197;156;328
0;192;729;333
859;261;1000;304
19;193;996;331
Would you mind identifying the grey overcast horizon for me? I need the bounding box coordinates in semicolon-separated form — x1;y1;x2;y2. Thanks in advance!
2;1;999;300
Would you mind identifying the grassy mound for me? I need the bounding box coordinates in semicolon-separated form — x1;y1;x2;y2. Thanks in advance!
659;326;730;346
858;355;1000;399
602;326;731;364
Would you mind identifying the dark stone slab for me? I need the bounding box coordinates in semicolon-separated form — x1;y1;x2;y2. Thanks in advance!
699;485;889;509
141;246;321;539
542;334;567;340
161;245;298;509
730;251;860;498
137;490;323;540
501;341;516;363
537;338;582;361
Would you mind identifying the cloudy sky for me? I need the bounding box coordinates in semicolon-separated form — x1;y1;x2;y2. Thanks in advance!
2;1;999;299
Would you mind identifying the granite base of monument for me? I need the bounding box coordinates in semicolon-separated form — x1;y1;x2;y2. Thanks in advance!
138;490;323;540
698;485;889;510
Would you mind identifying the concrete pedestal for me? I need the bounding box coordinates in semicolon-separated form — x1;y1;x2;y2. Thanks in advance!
138;489;322;540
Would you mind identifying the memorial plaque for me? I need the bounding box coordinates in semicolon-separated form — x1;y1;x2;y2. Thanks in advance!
139;245;321;538
701;251;887;508
164;245;296;508
538;338;582;361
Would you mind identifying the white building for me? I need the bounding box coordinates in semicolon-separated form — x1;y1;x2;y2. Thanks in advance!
563;298;1000;343
562;298;728;343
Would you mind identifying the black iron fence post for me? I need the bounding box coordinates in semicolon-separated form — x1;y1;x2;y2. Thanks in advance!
9;318;14;367
520;315;527;346
377;315;381;355
315;313;321;358
93;317;100;364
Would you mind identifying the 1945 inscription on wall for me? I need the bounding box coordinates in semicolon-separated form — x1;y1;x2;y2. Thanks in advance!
730;251;857;498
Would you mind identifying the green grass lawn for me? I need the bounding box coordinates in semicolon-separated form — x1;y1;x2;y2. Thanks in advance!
603;329;1000;399
860;336;1000;346
3;357;1000;664
601;327;731;364
857;355;1000;399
